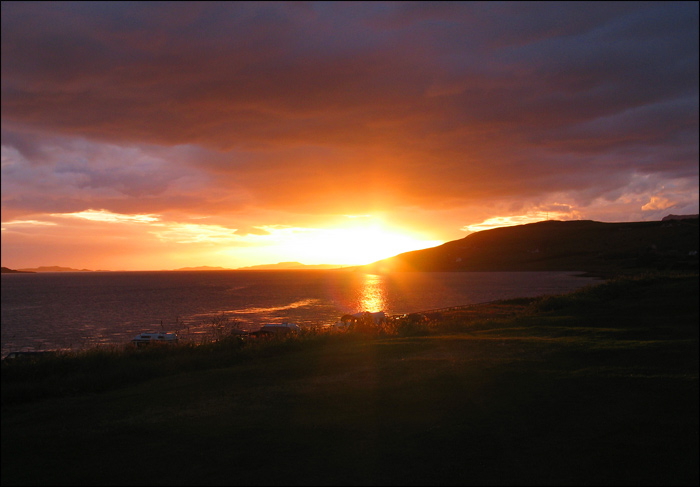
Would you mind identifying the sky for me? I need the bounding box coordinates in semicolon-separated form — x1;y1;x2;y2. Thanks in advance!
1;1;698;270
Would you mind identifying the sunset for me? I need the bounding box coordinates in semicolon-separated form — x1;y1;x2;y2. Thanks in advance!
2;3;698;486
2;1;697;270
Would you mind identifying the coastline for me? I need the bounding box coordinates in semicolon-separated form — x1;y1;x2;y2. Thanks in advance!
3;272;697;485
1;270;597;356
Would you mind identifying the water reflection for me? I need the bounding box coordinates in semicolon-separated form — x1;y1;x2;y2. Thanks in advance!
359;274;387;312
2;271;596;354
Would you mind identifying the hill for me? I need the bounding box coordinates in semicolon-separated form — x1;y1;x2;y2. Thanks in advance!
0;267;34;273
361;217;699;275
237;261;344;270
16;266;93;272
174;266;233;271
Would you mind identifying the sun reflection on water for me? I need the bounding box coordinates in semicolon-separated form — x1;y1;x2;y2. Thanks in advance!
359;274;387;312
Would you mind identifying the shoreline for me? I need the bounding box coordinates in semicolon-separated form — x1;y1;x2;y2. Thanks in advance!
3;272;697;485
1;270;600;356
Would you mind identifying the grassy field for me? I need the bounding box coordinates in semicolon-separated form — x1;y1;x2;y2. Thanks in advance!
2;273;698;486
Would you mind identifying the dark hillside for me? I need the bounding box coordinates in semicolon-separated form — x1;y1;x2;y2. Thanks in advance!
0;267;33;274
363;218;699;274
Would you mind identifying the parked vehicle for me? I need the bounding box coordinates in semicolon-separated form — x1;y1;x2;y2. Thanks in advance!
131;332;179;346
3;351;58;361
251;323;300;336
339;311;387;325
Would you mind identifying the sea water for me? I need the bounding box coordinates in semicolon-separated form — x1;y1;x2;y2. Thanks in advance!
1;270;597;355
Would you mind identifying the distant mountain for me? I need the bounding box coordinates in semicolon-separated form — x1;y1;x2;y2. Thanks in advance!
662;214;699;221
1;267;35;273
16;266;94;273
237;261;344;270
174;266;233;271
360;217;699;275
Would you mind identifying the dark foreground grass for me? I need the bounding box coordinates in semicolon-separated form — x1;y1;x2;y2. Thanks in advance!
2;274;698;486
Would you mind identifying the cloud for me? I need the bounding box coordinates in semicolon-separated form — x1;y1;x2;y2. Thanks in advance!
55;209;160;223
1;1;698;268
149;223;243;244
2;219;57;228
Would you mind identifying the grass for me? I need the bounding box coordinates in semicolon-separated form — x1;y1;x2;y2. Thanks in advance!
2;273;698;485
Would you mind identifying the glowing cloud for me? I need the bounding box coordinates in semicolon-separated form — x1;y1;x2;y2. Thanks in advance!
55;209;160;224
463;212;573;233
150;223;243;244
2;220;57;227
642;196;676;212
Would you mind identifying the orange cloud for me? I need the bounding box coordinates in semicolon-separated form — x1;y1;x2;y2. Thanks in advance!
1;2;698;269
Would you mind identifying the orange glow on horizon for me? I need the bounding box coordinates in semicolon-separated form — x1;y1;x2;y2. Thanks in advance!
218;219;444;267
1;210;443;270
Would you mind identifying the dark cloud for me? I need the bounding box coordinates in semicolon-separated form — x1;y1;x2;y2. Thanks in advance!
1;1;698;231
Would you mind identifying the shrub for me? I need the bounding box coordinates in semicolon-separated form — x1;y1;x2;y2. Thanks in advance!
393;314;432;336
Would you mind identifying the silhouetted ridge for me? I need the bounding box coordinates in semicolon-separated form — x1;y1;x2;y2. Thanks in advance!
362;218;699;274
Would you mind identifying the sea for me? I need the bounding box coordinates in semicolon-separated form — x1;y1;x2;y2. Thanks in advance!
1;270;598;356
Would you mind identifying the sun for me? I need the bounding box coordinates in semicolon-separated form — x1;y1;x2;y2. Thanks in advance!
214;217;445;268
283;222;443;266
